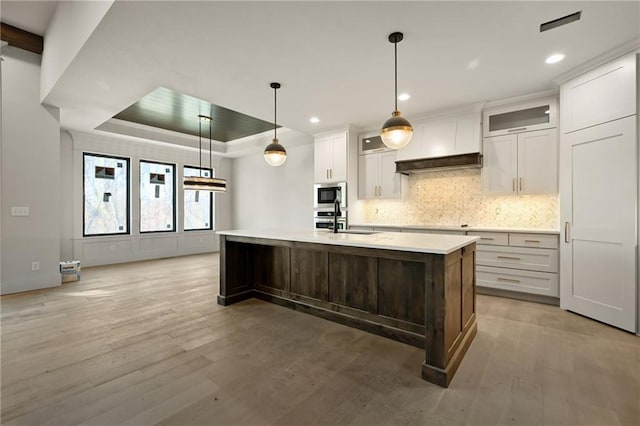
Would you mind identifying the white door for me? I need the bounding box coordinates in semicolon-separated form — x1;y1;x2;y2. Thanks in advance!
560;116;637;332
379;151;400;198
518;129;558;194
482;134;517;194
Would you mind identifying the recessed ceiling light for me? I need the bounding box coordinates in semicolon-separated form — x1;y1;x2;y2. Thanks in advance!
310;117;320;123
545;53;565;64
398;93;410;101
545;110;550;114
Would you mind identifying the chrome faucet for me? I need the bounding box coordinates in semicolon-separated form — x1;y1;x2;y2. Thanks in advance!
333;198;341;233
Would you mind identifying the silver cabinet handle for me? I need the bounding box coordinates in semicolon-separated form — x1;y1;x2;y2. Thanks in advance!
330;169;333;179
497;277;521;283
512;178;516;192
497;256;521;260
480;237;494;240
519;177;523;191
508;127;527;133
524;239;540;243
565;222;570;243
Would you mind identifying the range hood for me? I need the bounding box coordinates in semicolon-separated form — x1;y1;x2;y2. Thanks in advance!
395;152;482;175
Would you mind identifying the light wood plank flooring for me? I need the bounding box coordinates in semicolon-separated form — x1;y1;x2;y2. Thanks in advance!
1;253;639;425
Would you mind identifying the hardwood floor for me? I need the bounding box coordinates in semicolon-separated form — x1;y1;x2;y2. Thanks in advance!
1;253;639;425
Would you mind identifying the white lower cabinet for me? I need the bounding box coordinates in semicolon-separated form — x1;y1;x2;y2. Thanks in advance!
469;230;559;298
477;266;559;296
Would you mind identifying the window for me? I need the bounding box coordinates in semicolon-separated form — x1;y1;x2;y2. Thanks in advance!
184;166;214;231
83;153;130;236
140;160;176;233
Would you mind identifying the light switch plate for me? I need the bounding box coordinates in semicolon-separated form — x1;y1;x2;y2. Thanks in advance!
11;206;29;216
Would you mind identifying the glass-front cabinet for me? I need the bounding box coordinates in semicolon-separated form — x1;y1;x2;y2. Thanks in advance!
483;96;558;137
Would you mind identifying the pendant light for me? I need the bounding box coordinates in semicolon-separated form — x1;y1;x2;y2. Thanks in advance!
380;32;413;150
183;114;227;192
264;82;287;167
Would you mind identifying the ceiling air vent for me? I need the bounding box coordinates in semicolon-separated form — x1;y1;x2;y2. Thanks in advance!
540;11;582;32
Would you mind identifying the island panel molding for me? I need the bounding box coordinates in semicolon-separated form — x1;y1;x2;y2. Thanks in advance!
217;230;478;387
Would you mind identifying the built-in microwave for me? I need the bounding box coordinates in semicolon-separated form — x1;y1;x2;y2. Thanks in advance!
314;182;346;209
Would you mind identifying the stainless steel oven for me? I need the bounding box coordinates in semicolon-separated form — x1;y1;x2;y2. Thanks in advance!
314;218;346;230
313;209;347;230
313;182;346;209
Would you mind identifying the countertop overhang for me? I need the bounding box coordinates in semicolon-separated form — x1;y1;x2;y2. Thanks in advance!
218;229;479;255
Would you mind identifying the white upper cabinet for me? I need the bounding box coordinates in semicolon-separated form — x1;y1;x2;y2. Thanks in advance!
396;112;481;162
483;96;557;138
517;130;558;194
483;134;518;194
483;128;558;195
314;131;347;183
358;150;402;199
561;53;637;134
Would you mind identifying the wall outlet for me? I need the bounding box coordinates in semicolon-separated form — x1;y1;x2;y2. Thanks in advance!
31;261;40;271
11;206;29;216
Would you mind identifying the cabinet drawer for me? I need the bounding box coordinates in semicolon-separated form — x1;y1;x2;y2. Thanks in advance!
467;231;508;246
476;245;558;273
477;266;559;297
509;233;559;249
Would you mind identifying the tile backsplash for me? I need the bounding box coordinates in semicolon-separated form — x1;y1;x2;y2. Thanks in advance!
362;169;559;229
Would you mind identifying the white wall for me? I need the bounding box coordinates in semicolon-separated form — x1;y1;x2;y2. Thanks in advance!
41;0;114;102
1;47;61;295
62;130;233;267
232;140;314;230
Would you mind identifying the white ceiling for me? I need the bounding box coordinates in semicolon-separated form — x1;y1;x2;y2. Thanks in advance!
5;1;640;143
1;0;58;36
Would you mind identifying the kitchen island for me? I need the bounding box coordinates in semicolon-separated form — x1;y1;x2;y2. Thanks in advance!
217;229;479;387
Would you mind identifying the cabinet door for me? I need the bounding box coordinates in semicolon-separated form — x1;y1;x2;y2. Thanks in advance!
517;129;558;194
454;113;481;155
330;133;347;182
482;134;517;194
560;116;637;332
358;154;379;199
561;54;636;133
483;97;557;138
314;136;333;183
379;151;401;198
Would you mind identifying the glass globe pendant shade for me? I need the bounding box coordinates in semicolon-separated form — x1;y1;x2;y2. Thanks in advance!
380;110;413;149
264;138;287;167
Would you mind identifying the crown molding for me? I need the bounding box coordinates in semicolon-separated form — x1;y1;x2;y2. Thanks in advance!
553;38;640;86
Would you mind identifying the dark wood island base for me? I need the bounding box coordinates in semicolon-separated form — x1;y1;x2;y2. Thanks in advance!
217;233;477;388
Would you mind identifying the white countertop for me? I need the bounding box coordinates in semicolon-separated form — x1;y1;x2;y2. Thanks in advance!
350;223;560;234
218;229;480;255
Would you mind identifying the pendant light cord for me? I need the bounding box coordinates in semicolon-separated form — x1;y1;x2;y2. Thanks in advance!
394;40;398;112
274;86;277;141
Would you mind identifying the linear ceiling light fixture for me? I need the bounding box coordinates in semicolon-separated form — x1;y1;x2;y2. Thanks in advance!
264;82;287;167
380;32;413;150
183;114;227;192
